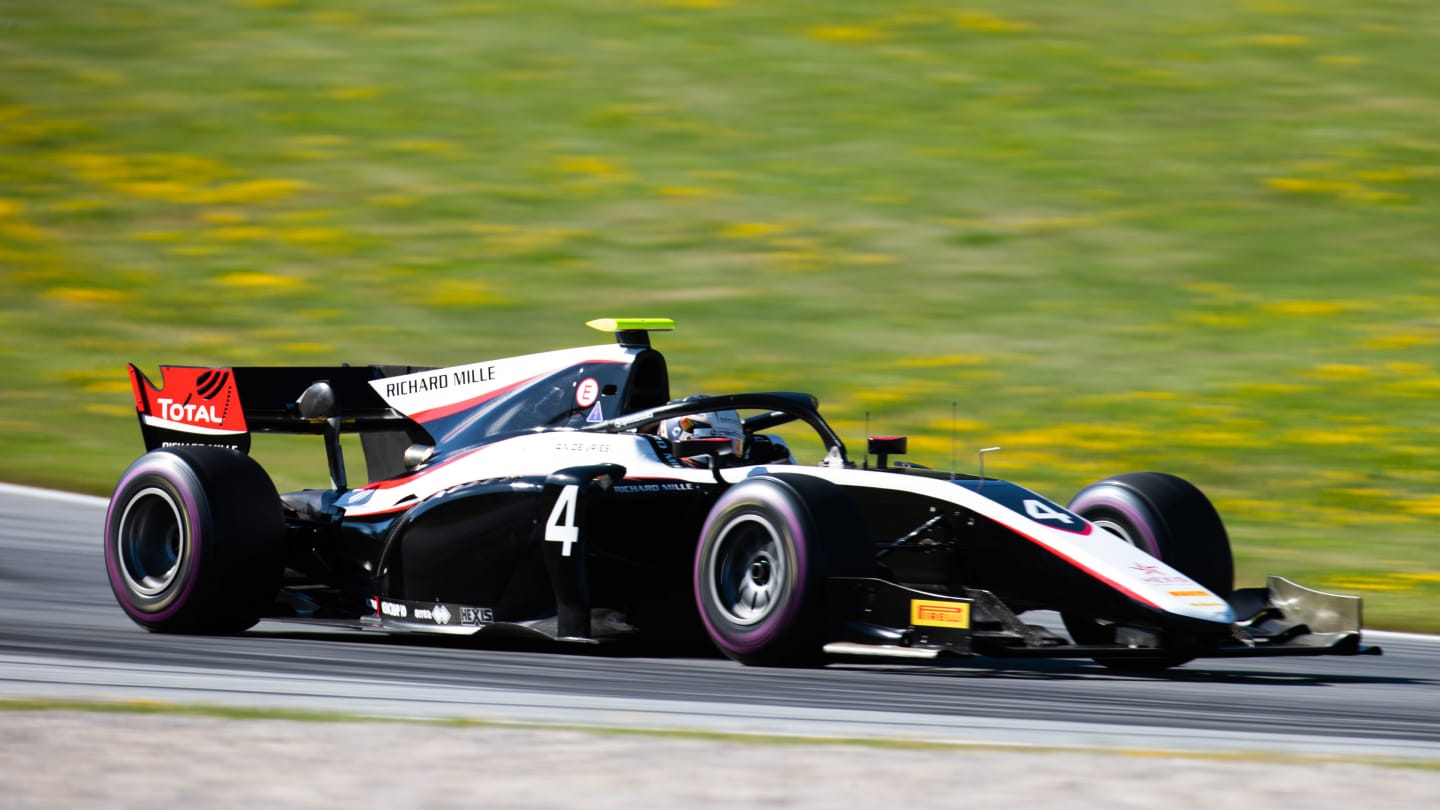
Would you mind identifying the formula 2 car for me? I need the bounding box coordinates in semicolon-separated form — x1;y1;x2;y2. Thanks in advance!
105;318;1380;670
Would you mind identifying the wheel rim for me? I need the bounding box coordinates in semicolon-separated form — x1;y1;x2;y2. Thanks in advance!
116;487;186;597
710;514;786;626
1092;518;1135;546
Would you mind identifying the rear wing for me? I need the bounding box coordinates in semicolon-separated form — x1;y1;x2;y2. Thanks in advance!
128;364;434;482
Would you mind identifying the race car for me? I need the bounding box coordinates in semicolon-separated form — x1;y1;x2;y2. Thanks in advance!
104;318;1380;670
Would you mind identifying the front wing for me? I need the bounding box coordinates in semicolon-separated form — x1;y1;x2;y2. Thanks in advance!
826;576;1381;661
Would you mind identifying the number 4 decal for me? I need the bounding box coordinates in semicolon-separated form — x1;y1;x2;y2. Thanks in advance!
1024;498;1075;524
545;484;580;556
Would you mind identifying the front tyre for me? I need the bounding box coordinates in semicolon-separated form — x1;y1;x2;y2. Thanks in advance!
694;475;868;666
104;447;284;634
1069;472;1233;597
1063;472;1234;672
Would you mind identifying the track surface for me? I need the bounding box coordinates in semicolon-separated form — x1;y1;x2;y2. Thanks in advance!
2;483;1437;759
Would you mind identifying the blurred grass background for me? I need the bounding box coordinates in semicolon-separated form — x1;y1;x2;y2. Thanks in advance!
1;1;1436;630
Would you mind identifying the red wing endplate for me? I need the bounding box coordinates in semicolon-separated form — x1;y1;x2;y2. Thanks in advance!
128;364;250;453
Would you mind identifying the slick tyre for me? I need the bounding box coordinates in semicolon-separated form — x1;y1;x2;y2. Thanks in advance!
1063;472;1234;672
104;446;284;634
694;475;870;667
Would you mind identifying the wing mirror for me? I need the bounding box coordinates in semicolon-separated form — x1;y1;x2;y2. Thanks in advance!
867;435;907;469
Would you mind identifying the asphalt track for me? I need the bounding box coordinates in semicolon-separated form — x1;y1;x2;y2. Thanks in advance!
2;483;1437;761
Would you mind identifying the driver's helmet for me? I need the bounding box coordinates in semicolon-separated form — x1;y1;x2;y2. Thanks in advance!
661;410;744;457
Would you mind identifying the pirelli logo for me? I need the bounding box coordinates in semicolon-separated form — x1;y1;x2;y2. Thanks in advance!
910;599;971;629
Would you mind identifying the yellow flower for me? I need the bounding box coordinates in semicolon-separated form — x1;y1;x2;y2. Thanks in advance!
328;86;384;101
1305;364;1374;381
898;355;986;368
841;253;895;265
217;272;304;289
654;0;734;8
284;342;334;354
83;380;135;394
196;179;307;205
281;227;348;244
45;287;131;304
656;185;718;199
954;10;1032;33
1263;300;1360;316
1228;382;1309;396
1183;313;1252;328
1323;577;1412;593
1382;361;1433;375
1249;34;1310;47
422;280;505;307
1282;428;1383;447
114;180;197;203
1363;332;1436;350
719;222;787;240
1355;167;1438;183
1264;177;1358;195
806;25;887;43
553;155;633;181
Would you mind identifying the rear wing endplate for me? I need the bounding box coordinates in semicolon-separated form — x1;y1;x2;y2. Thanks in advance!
128;363;434;480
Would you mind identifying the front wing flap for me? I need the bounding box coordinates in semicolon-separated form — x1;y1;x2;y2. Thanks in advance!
827;577;1381;661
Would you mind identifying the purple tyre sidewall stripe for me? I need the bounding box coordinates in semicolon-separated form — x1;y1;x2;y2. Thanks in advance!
1070;486;1161;557
104;453;205;624
694;481;809;656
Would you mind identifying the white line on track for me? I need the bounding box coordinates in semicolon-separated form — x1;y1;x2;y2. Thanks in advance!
0;482;109;508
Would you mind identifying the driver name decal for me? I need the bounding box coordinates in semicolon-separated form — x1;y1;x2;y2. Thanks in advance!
383;366;496;399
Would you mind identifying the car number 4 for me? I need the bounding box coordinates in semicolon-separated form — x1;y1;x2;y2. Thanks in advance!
1024;498;1074;524
545;484;580;556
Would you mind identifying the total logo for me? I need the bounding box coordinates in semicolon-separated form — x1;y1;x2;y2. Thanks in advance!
156;398;224;425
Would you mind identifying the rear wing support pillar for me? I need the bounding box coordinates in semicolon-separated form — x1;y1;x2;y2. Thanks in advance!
297;381;347;491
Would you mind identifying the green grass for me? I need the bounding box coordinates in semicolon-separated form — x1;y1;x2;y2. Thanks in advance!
2;1;1437;629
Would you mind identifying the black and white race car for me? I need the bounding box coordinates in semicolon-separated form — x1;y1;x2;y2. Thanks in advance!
105;318;1379;670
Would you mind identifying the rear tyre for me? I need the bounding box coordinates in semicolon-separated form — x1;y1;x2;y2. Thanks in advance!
694;475;870;666
1063;472;1234;672
104;446;284;634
